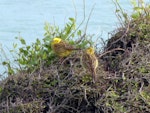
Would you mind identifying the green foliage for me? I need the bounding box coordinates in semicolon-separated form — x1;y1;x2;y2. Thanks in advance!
138;66;149;73
113;0;129;24
102;1;150;112
113;0;150;43
61;17;76;39
130;0;148;19
0;86;3;95
16;37;49;72
2;17;94;75
2;61;15;75
140;90;150;105
114;0;150;24
82;74;92;83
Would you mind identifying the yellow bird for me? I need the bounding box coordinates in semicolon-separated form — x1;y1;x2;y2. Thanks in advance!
82;47;98;83
51;37;80;58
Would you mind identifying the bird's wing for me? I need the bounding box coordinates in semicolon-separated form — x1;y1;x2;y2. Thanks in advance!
83;53;93;70
60;41;79;50
64;43;76;50
53;43;65;53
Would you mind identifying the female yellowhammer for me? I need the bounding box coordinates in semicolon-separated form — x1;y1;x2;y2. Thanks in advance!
82;47;98;83
51;37;80;58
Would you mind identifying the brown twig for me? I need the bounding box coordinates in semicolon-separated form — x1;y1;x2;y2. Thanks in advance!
106;20;130;50
75;3;95;44
98;47;126;58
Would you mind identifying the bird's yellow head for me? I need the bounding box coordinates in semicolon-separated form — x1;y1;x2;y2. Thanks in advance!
52;37;62;44
86;47;95;55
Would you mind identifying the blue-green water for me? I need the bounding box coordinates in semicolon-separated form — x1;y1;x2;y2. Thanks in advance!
0;0;133;44
0;0;148;76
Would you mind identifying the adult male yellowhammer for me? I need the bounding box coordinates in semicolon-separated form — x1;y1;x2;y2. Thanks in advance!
82;47;98;83
51;37;80;58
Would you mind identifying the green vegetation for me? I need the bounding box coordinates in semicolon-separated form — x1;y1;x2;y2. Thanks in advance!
0;0;150;112
2;17;93;75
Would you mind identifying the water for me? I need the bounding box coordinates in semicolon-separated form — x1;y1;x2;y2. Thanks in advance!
0;0;133;43
0;0;146;76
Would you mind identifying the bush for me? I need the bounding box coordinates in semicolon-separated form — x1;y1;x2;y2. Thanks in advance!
0;0;150;113
2;17;95;75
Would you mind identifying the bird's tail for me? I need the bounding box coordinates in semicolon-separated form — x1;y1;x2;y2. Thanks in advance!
92;70;97;83
73;48;81;50
68;48;81;50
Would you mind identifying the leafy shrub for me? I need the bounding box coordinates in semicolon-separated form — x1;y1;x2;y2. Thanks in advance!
2;18;94;75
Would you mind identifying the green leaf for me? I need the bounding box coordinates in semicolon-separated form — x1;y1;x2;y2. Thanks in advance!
20;38;26;45
123;13;128;19
2;61;8;65
13;43;17;48
42;52;47;59
69;18;75;22
35;45;40;51
0;87;3;94
138;67;148;73
130;0;137;7
77;30;81;36
115;9;120;13
71;33;75;37
36;39;41;45
131;13;140;19
26;46;31;50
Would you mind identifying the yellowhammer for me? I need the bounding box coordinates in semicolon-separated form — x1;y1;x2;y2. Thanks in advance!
51;37;80;58
82;47;98;83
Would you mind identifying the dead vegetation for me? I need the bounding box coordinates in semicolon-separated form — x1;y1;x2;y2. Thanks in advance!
0;21;150;112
